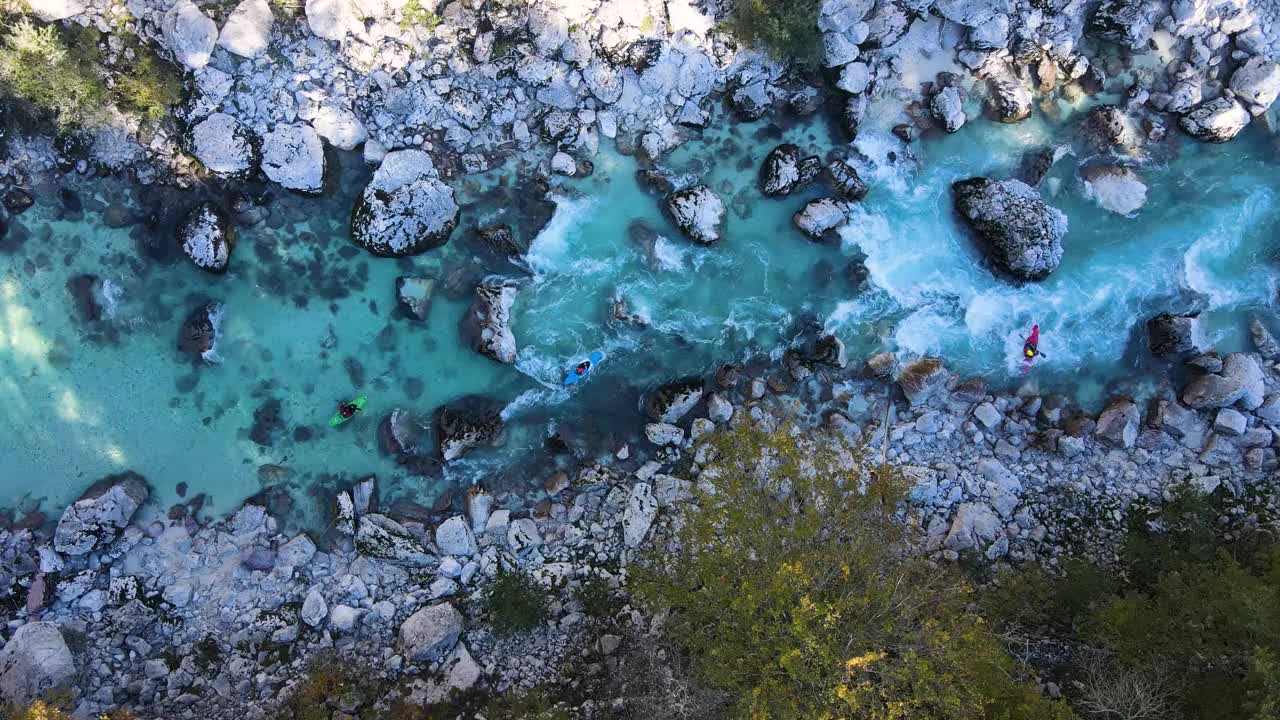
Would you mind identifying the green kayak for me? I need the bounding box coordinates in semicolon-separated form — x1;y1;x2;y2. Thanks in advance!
329;396;367;427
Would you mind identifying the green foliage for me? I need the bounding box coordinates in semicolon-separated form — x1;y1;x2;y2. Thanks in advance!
485;567;549;634
639;15;654;32
633;423;1070;720
273;655;359;720
720;0;823;67
0;19;183;127
575;574;621;619
399;0;441;31
0;18;107;125
477;688;571;720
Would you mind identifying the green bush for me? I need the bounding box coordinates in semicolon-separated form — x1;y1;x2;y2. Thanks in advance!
485;567;549;634
0;18;107;125
399;0;441;30
632;423;1071;720
114;40;185;121
575;574;620;619
720;0;823;67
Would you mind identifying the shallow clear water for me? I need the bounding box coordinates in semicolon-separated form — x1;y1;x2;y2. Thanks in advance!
2;98;1277;524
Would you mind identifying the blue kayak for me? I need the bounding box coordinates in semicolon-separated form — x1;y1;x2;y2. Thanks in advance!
563;351;606;386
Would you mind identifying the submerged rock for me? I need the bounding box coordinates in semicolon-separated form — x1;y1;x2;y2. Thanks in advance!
1179;97;1250;143
1147;313;1200;356
1078;105;1138;156
177;302;222;360
1250;317;1280;359
190;113;258;178
952;177;1067;281
54;471;148;555
664;185;725;245
436;398;504;461
793;198;849;241
350;150;459;257
460;280;517;364
260;123;325;193
1082;165;1147;215
178;203;233;273
476;224;526;256
642;378;704;423
66;274;103;323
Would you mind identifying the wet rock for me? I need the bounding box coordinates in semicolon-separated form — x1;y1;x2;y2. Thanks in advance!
1018;148;1057;187
838;94;868;139
716;363;741;389
1182;353;1265;410
865;351;897;378
177;302;222;360
460;280;517;364
178;202;233;273
1147;313;1200;356
826;159;869;201
3;189;34;214
476;224;525;256
1179;97;1251;143
1080;104;1138;156
54;471;148;555
1089;0;1161;49
1250;317;1280;359
1230;57;1280;116
1187;354;1223;374
190;113;257;178
0;622;75;704
161;0;217;69
810;334;848;368
1082;165;1147;215
351;150;459;257
759;144;803;197
642;378;704;423
435;398;504;461
400;602;463;663
897;357;947;406
728;78;770;121
1095;397;1139;448
260;123;325;193
356;513;435;567
664;185;725;245
396;276;435;321
984;64;1033;123
953;177;1067;281
240;546;276;572
930;87;966;133
793;198;849;241
217;0;272;57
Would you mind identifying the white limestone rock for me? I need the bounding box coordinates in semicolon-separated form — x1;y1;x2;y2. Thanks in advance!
399;602;463;663
218;0;273;57
664;185;725;245
351;150;459;257
0;622;75;704
355;513;436;567
191;113;258;178
1179;96;1250;143
435;516;477;557
178;202;233;273
54;473;148;555
623;482;658;548
28;0;85;21
261;123;325;193
162;0;218;70
306;0;357;41
1229;56;1280;115
311;106;368;150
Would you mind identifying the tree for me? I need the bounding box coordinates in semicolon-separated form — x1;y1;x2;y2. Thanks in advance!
632;423;1070;720
720;0;824;67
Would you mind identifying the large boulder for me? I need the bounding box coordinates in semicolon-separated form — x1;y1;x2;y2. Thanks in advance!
1229;57;1280;115
897;357;947;406
1078;104;1139;156
177;302;223;361
623;483;658;548
399;602;463;663
460;281;517;364
1182;353;1265;410
178;203;233;273
793;198;849;241
664;185;725;245
351;150;459;257
931;87;966;133
54;472;148;555
354;514;435;567
260;123;325;193
161;0;217;70
190;113;258;178
760;144;802;197
1147;313;1200;356
935;0;1003;27
943;503;1001;552
435;398;504;461
435;516;477;557
1089;0;1161;49
953;177;1067;281
0;622;76;704
28;0;85;21
1179;97;1250;143
827;159;869;201
986;74;1033;123
311;106;367;150
1082;165;1147;216
306;0;357;41
217;0;273;57
642;379;704;423
1094;397;1139;448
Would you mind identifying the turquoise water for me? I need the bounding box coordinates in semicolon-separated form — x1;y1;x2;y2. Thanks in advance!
2;100;1277;523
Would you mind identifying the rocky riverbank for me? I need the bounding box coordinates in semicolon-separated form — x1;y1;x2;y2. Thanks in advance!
3;318;1279;716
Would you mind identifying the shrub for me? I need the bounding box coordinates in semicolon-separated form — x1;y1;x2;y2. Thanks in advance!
720;0;823;67
0;18;107;125
575;574;621;619
632;423;1071;720
399;0;441;31
273;655;360;720
485;567;549;634
113;40;185;122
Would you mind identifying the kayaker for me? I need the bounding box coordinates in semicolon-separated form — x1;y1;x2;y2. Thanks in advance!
575;361;591;376
338;402;359;419
1023;325;1046;362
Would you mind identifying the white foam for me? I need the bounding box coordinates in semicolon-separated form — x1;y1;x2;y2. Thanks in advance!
652;235;686;272
99;278;124;319
202;303;225;364
525;193;596;276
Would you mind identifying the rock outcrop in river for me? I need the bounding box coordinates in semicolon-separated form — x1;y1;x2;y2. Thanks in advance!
952;177;1068;281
